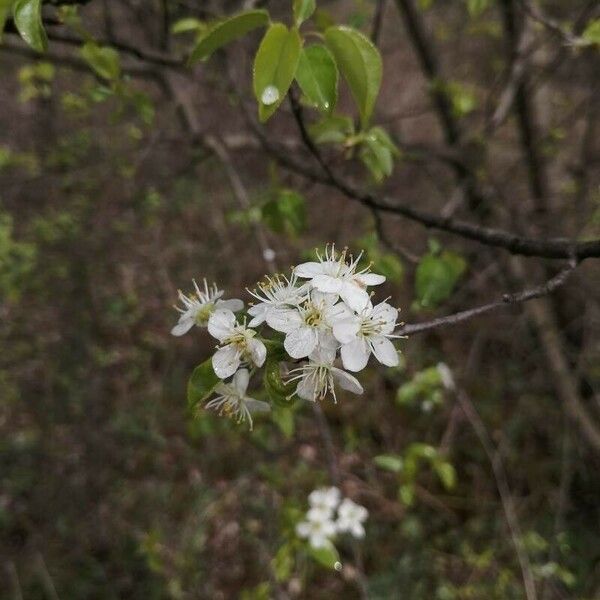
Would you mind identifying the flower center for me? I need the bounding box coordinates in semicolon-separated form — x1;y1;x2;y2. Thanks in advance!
194;302;215;325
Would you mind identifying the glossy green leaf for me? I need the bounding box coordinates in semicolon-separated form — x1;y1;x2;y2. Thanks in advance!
308;114;354;144
415;250;466;309
398;483;415;506
308;539;340;569
324;25;382;127
171;17;206;35
13;0;47;52
187;358;220;409
295;44;338;114
80;42;121;81
262;188;306;236
374;454;404;473
188;9;269;64
293;0;316;26
359;126;399;182
253;23;302;122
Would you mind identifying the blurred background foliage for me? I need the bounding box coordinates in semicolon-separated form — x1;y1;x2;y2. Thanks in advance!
1;0;599;598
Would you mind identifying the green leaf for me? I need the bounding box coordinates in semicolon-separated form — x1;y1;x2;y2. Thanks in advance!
13;0;47;52
398;483;415;506
293;0;316;26
324;25;382;127
434;460;457;490
272;542;295;582
80;42;121;81
308;539;340;569
272;406;295;438
188;9;269;64
261;188;306;236
187;358;220;409
308;114;354;144
374;454;404;473
263;359;294;406
295;44;338;114
415;249;466;309
581;19;600;46
253;23;302;122
171;17;206;35
359;126;399;182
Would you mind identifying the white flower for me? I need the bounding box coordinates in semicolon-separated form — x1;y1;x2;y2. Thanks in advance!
296;513;337;549
204;369;270;429
336;498;368;539
246;273;309;327
208;309;267;379
171;279;244;336
308;487;341;518
288;346;363;403
266;290;349;359
333;301;400;372
294;245;386;312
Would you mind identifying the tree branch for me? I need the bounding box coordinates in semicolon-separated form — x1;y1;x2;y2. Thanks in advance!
397;262;576;336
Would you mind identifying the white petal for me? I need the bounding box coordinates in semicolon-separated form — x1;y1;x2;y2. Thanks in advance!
244;398;271;413
207;309;236;341
296;522;311;538
212;345;241;379
351;523;365;538
371;336;399;367
332;318;361;344
308;342;336;365
296;373;318;401
372;302;398;333
170;317;194;336
266;307;304;333
285;326;318;359
248;338;267;367
233;368;250;394
217;298;244;312
340;283;372;313
355;272;386;286
309;534;328;548
312;274;343;294
332;368;364;395
340;338;370;372
294;261;325;278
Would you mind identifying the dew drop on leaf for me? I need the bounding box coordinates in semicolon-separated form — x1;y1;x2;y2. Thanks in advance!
261;85;280;106
334;561;343;571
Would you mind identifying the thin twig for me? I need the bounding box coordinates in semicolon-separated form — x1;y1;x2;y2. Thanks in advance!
454;388;538;600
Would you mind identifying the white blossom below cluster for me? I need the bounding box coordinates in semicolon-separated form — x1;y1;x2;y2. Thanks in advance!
171;245;402;428
296;487;368;549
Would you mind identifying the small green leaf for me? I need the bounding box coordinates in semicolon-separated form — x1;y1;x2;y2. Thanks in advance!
188;9;269;64
295;44;338;114
398;483;415;506
308;539;340;569
308;114;354;144
359;126;399;182
324;25;382;127
13;0;47;52
434;460;457;490
187;358;220;409
262;189;306;236
171;17;206;35
293;0;316;26
263;359;295;406
581;19;600;46
253;23;302;122
80;42;121;81
272;542;295;582
272;406;295;438
374;454;404;473
415;249;466;309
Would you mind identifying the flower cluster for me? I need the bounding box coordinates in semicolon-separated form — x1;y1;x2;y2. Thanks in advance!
171;246;402;428
296;487;368;549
